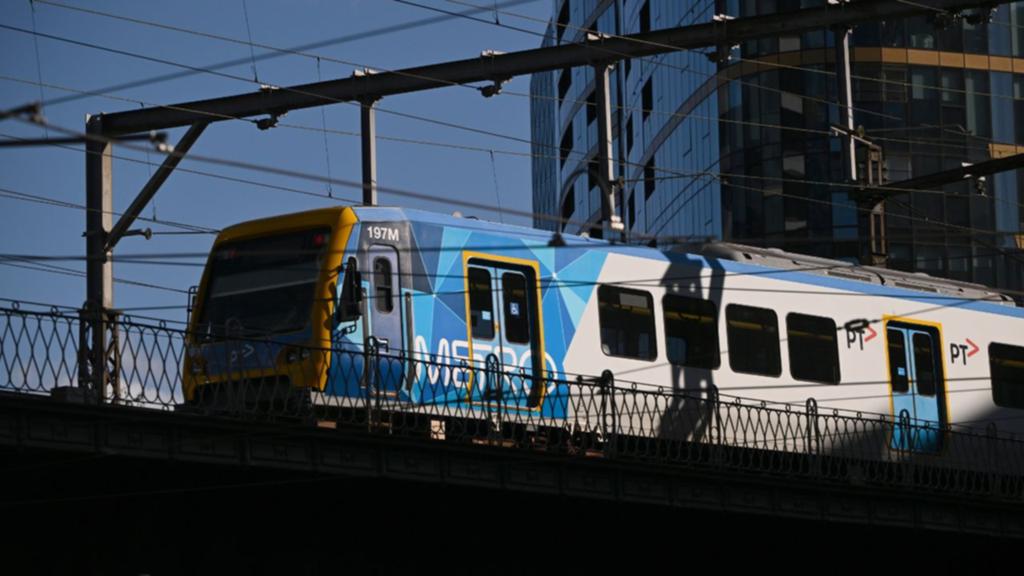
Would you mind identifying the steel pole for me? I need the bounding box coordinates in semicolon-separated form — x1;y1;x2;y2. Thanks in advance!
83;115;114;401
360;98;378;206
594;63;623;239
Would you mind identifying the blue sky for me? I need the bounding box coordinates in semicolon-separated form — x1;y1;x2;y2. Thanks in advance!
0;0;552;323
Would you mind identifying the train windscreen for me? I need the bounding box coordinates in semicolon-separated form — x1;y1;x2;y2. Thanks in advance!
196;228;330;341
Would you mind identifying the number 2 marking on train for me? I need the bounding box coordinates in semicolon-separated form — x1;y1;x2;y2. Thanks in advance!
368;226;399;242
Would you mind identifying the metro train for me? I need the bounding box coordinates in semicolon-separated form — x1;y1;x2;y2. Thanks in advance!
183;206;1024;458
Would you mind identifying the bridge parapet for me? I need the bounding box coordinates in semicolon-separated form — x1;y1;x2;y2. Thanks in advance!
2;302;1023;503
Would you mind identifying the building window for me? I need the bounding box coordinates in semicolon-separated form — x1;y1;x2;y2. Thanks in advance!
639;1;650;34
625;116;633;155
642;78;653;122
786;313;839;384
560;123;573;167
561;187;574;229
556;0;570;43
644;159;655;199
558;67;571;103
599;286;656;360
726;304;781;377
586;89;597;125
990;342;1024;409
468;267;494;339
627;191;635;229
664;295;720;369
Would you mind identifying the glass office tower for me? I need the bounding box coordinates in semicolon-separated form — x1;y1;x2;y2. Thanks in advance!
530;0;1024;292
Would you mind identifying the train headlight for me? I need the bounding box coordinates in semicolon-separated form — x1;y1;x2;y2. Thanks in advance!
282;346;312;364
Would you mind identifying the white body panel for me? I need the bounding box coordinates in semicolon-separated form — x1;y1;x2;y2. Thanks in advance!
562;251;1023;442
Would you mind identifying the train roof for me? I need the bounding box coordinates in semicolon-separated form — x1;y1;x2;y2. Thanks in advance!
688;242;1017;308
225;206;1020;314
358;207;1019;308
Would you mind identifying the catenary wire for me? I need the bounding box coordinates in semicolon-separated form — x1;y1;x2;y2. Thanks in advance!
435;0;1024;142
1;18;1013;208
27;0;542;109
0;14;842;146
0;186;220;234
10;1;1018;186
4;72;1022;221
0;260;188;294
4;15;1019;270
429;0;1024;184
9;113;1024;272
37;0;1014;170
11;112;1021;247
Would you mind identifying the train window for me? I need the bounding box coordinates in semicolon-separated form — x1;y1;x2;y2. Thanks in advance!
912;332;937;396
726;305;781;377
887;329;909;393
663;295;719;369
468;267;494;339
373;257;393;313
599;286;657;360
990;342;1024;409
787;313;840;384
501;272;530;344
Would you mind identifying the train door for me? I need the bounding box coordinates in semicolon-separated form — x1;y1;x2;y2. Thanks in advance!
368;244;404;397
886;322;947;453
465;258;544;411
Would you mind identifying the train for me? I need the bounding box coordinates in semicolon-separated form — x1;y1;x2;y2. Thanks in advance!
182;205;1024;460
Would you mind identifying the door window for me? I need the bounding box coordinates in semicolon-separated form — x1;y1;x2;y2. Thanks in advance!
501;272;530;344
468;267;495;340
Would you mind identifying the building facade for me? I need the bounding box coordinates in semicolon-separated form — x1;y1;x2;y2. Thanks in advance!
530;0;1024;292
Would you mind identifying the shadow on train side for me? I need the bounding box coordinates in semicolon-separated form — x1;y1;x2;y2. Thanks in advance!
659;254;724;444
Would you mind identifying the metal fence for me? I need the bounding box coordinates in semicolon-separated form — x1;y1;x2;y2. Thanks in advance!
2;303;1023;501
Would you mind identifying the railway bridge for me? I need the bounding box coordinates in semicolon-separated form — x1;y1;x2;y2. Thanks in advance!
1;302;1022;572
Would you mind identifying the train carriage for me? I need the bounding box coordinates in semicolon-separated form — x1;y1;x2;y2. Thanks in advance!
183;206;1024;464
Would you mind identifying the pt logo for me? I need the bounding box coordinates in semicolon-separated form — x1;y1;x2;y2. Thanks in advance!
844;319;877;351
949;338;979;365
230;343;255;363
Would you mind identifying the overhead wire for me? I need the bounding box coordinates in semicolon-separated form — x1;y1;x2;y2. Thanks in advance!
5;5;1023;284
437;0;1023;148
4;239;1022;300
427;0;1024;186
399;0;1024;241
28;0;542;110
27;0;47;135
4;72;1022;222
8;0;1016;200
0;259;188;294
15;1;968;159
10;109;1023;266
0;185;220;234
1;15;1012;206
36;0;989;175
2;72;1015;227
10;115;1022;266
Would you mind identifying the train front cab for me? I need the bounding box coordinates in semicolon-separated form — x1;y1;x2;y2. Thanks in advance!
183;207;356;410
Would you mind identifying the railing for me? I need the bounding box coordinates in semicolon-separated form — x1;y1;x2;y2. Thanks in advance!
2;303;1023;501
